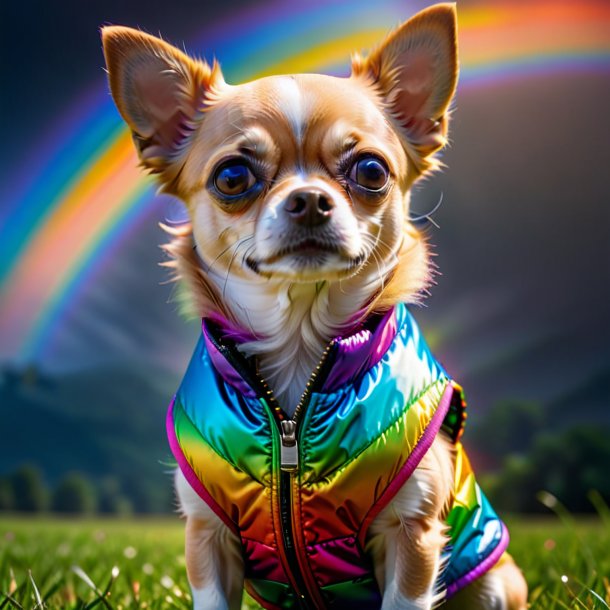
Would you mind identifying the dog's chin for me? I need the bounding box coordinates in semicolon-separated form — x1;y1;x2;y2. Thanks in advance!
246;250;366;283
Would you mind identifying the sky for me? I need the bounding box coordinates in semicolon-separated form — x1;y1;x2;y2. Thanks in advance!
0;0;609;413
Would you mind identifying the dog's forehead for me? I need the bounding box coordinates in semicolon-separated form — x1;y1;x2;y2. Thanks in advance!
245;74;387;141
251;74;384;135
212;74;392;149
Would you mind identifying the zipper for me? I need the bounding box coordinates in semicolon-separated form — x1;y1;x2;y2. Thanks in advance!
279;469;309;609
278;339;336;472
259;339;338;610
204;322;337;608
227;330;336;470
280;420;298;470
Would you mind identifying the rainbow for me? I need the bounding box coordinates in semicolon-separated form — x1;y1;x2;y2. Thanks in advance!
1;0;609;365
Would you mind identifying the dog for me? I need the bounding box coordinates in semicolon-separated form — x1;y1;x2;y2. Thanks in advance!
102;4;528;609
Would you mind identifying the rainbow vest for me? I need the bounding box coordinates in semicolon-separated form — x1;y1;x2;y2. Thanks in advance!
167;305;509;609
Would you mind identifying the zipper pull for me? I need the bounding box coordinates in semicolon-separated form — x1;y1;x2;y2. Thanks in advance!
280;420;298;472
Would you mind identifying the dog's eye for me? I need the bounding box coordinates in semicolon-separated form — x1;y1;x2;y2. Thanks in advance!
214;162;256;197
349;156;389;191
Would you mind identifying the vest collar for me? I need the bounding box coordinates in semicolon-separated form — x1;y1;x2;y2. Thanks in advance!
201;305;403;398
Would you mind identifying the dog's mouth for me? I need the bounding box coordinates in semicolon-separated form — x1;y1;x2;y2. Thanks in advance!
246;239;366;275
265;238;338;262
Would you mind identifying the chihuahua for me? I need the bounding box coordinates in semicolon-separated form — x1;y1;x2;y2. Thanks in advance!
102;4;527;609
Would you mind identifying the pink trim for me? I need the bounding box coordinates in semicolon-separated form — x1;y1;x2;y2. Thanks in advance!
446;522;510;598
357;383;455;546
166;397;240;537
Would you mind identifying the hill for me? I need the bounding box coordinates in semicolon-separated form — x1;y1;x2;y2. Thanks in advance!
1;363;179;512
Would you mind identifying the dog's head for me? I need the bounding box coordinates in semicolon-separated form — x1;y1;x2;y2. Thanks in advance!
102;4;457;320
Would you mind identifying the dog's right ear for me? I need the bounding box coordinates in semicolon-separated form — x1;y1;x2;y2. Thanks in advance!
101;26;224;190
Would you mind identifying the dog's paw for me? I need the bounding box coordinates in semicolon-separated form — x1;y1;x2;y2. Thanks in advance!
381;582;434;610
191;584;229;610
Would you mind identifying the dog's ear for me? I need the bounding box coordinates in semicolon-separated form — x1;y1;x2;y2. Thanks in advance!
351;3;458;176
101;26;224;190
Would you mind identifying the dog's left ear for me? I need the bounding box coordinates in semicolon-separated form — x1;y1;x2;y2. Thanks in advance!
352;3;458;175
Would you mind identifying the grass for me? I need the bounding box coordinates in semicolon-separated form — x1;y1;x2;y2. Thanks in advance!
1;504;609;609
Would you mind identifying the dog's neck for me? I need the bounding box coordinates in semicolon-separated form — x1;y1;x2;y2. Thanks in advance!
217;281;368;415
215;273;382;417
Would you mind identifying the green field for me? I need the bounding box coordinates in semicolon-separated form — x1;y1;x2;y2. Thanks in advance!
1;513;609;609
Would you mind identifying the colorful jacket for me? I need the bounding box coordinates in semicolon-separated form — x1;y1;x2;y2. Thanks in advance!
167;304;509;609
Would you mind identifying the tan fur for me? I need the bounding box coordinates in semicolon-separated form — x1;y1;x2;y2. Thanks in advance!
183;514;244;610
159;221;232;322
102;4;527;608
445;556;528;610
396;521;445;600
185;517;213;590
496;557;529;610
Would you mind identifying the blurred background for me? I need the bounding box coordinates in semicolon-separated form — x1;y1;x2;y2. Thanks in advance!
1;0;609;516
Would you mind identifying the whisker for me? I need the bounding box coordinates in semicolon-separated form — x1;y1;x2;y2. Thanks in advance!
369;247;385;292
241;242;257;267
208;240;242;272
222;236;254;298
205;228;255;272
361;232;392;253
410;191;443;227
236;302;262;340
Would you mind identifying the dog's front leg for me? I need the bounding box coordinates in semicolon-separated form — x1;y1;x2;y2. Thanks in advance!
373;437;454;610
185;515;240;610
176;470;244;610
381;515;447;610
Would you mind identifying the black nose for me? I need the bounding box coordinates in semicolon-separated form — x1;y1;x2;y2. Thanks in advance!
283;188;334;227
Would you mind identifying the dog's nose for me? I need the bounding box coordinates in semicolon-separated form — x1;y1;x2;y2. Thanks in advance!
283;188;334;226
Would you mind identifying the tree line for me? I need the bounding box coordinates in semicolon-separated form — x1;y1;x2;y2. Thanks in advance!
469;400;610;513
0;465;160;515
